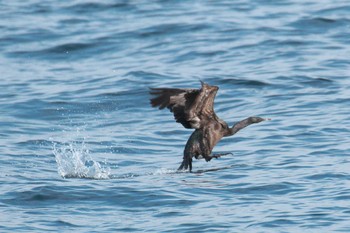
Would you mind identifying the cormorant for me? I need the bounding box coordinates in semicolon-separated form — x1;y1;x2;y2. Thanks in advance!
150;81;268;172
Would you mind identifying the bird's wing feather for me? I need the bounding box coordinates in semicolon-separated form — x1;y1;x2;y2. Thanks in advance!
150;88;201;129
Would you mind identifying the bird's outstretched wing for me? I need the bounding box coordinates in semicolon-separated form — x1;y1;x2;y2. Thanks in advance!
149;87;201;129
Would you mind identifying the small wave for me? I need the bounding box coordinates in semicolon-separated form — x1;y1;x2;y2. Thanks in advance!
108;168;180;180
62;2;134;14
136;23;209;39
216;77;270;87
53;141;110;179
288;17;349;34
7;42;95;59
152;168;178;175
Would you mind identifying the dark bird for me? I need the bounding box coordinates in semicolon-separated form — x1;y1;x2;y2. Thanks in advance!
150;81;269;172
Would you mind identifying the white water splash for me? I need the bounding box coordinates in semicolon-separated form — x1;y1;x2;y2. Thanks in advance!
53;140;110;179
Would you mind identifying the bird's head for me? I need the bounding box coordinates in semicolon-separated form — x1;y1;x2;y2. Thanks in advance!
249;116;271;123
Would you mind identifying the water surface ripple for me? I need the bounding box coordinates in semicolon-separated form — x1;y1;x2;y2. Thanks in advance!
1;0;350;232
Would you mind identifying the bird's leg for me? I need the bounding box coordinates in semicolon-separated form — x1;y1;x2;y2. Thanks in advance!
212;152;233;159
178;155;193;172
200;136;216;162
201;152;232;161
198;151;233;162
202;153;215;162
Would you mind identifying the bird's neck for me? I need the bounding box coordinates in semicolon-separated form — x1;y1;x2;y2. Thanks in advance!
226;117;258;136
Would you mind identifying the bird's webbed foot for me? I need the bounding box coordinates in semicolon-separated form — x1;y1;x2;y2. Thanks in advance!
211;152;233;159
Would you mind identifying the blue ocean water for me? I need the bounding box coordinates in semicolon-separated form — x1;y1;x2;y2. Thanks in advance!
1;0;350;232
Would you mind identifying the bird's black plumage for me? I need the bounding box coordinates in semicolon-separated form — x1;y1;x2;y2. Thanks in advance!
150;82;267;172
